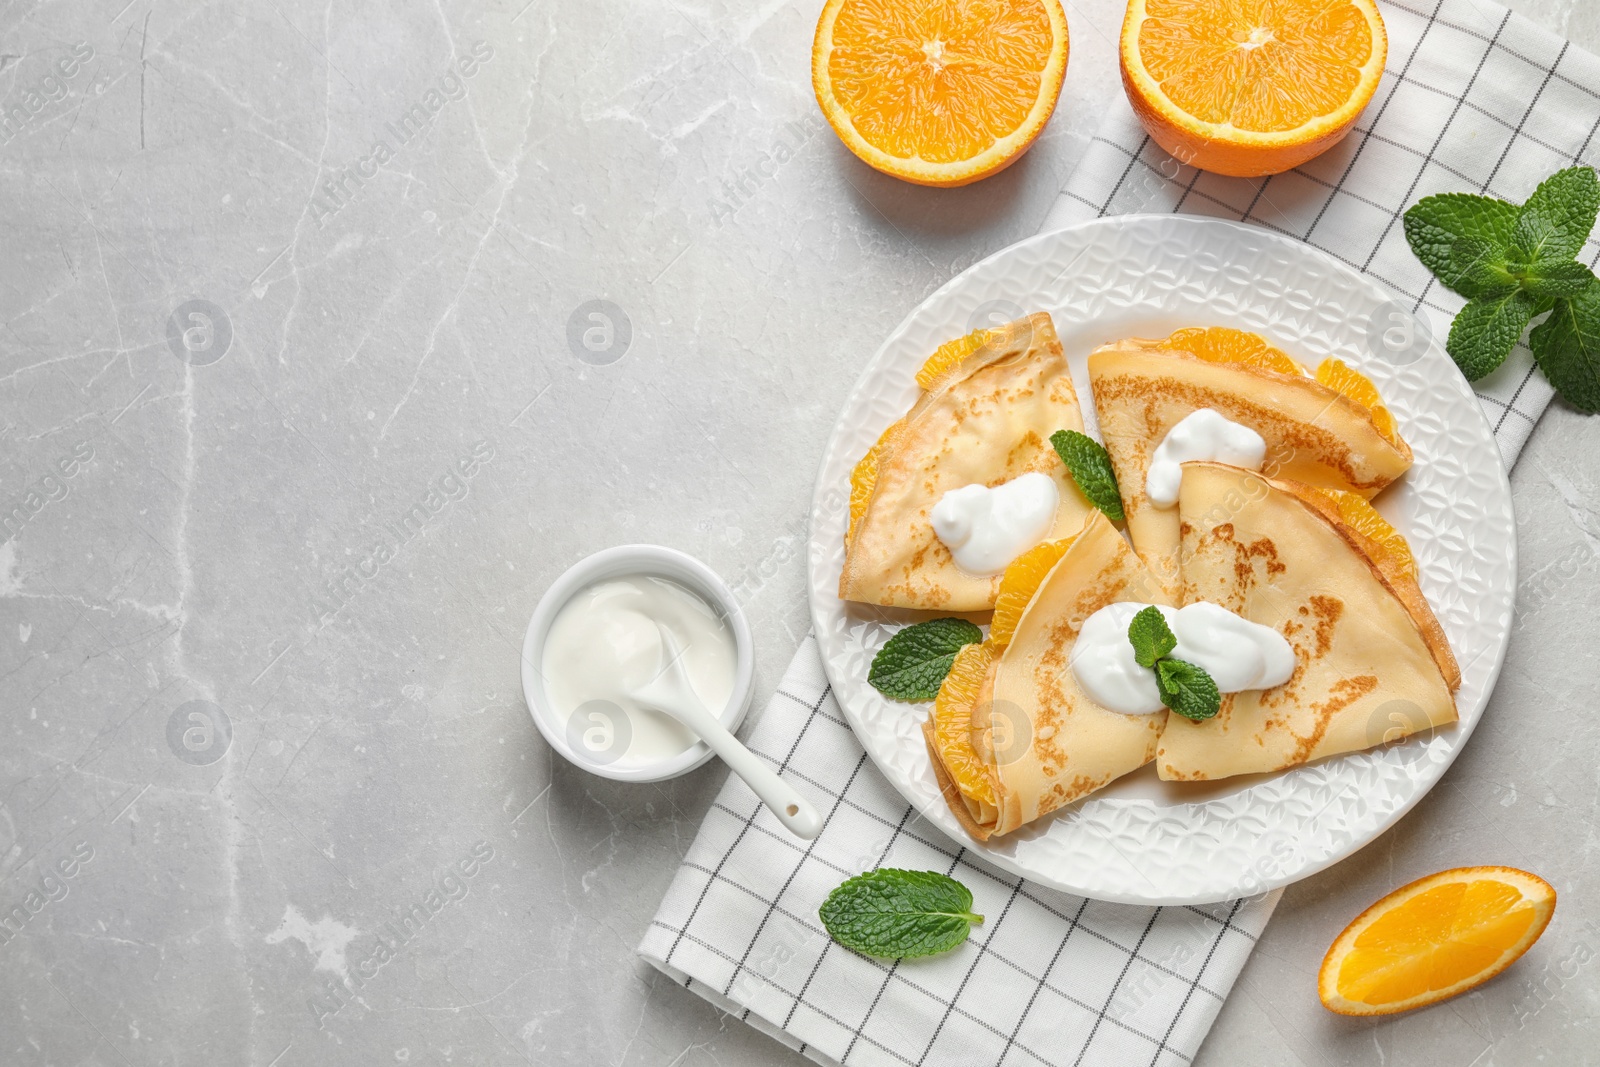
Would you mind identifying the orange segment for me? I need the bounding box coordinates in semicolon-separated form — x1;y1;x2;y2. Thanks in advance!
1121;0;1387;176
1292;485;1416;582
813;0;1070;187
916;328;993;390
1317;357;1401;447
1157;326;1305;377
1320;867;1556;1016
847;326;1005;543
990;537;1075;649
846;418;906;545
931;641;998;807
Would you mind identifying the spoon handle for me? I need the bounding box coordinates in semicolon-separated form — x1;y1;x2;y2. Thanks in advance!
656;692;822;839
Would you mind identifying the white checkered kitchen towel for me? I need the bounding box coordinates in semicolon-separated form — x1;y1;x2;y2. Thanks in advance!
639;2;1592;1063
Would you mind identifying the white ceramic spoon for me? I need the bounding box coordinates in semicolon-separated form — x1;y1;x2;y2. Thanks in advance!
631;625;822;839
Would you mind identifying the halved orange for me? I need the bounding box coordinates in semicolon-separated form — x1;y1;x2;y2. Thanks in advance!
931;641;998;807
1157;326;1304;377
1121;0;1387;177
1320;867;1556;1016
1317;357;1401;447
813;0;1070;187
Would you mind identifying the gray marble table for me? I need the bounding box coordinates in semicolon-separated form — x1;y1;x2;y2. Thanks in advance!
2;1;1598;1064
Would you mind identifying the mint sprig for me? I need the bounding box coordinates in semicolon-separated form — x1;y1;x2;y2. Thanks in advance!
1155;658;1221;722
1126;606;1220;721
1403;166;1600;411
868;618;982;702
819;869;983;959
1127;604;1176;668
1529;281;1600;412
1050;429;1124;522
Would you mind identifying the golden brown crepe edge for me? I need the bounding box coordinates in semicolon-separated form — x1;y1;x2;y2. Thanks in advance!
837;313;1075;606
1260;468;1461;695
1086;339;1414;472
843;313;1065;551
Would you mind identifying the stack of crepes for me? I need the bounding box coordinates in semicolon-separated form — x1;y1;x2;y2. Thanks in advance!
840;314;1461;840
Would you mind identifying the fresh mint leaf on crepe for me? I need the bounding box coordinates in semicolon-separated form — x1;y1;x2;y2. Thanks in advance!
1404;165;1600;412
868;618;982;701
819;869;983;959
1127;605;1176;668
1156;658;1222;721
1125;606;1222;720
1050;429;1124;522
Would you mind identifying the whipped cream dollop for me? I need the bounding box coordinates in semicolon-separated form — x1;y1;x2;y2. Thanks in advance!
1069;601;1296;715
930;472;1059;576
1146;408;1267;508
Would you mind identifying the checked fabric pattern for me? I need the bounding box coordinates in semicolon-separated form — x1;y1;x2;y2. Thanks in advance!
639;637;1274;1067
1042;0;1599;466
640;0;1581;1062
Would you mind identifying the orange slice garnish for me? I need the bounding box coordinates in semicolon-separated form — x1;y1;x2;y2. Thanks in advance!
930;642;998;807
1121;0;1387;177
812;0;1070;187
1158;326;1305;377
847;327;1002;542
1286;484;1416;582
989;537;1075;649
1320;867;1556;1016
846;418;906;545
1317;357;1401;447
916;328;992;390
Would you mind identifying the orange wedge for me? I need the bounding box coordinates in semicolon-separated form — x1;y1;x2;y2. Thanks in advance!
1320;867;1556;1016
812;0;1070;187
1158;326;1304;377
847;327;1005;542
1121;0;1387;177
916;328;993;390
930;642;998;807
1317;357;1401;446
990;537;1074;648
846;418;906;545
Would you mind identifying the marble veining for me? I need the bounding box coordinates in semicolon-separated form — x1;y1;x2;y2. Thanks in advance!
0;1;1596;1064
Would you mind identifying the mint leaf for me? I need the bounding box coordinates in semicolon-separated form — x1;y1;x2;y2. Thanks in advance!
1127;605;1176;669
1403;193;1520;297
1156;658;1221;721
1523;259;1597;301
1529;282;1600;413
1450;236;1519;299
1447;289;1538;380
819;869;983;959
1050;429;1124;522
868;618;983;701
1510;166;1600;265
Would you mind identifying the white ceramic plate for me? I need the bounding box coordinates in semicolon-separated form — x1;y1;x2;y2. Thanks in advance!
806;215;1516;905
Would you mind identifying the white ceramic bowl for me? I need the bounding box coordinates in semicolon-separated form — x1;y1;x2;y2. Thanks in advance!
521;544;755;783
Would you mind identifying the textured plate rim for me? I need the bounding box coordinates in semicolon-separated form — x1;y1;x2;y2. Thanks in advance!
806;214;1516;905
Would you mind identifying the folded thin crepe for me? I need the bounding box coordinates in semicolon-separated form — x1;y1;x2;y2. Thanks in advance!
925;510;1171;839
1088;340;1412;600
840;313;1095;610
1156;462;1460;781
